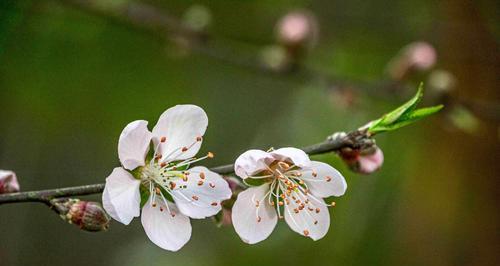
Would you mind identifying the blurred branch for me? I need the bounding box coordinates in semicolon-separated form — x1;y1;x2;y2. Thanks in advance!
0;129;371;205
49;0;499;122
53;0;388;94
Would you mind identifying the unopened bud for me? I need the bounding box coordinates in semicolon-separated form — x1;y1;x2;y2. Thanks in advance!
54;199;110;232
276;10;317;49
339;146;384;174
0;170;20;193
387;41;437;80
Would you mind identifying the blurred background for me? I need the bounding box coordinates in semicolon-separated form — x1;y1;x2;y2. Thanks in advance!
0;0;498;265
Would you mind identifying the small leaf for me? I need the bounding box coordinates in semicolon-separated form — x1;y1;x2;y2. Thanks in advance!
378;83;424;125
367;83;443;134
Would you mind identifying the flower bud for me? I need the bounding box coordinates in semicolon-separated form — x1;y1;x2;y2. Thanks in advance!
387;41;437;80
339;146;384;174
0;170;20;193
55;199;110;232
276;11;317;48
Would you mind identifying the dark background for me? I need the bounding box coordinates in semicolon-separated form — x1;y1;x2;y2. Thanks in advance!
0;0;498;265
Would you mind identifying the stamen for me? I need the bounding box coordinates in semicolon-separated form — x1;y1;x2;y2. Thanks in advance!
160;136;167;143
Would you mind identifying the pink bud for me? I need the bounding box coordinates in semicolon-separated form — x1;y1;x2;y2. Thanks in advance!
55;199;110;232
0;170;20;193
357;147;384;174
276;11;317;48
406;42;436;70
387;41;437;80
339;147;384;174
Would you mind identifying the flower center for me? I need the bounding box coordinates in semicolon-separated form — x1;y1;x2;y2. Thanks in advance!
137;140;214;216
250;160;336;234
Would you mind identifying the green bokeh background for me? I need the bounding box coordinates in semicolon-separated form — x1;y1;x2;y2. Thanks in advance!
0;0;498;265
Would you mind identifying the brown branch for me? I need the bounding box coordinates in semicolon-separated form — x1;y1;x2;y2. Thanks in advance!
0;129;370;205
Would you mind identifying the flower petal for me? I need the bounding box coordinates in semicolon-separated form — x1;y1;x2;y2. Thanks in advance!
118;120;152;170
284;191;330;241
172;166;232;219
102;167;141;225
141;196;192;251
152;105;208;162
231;184;277;244
234;149;274;179
301;161;347;198
271;147;311;168
0;170;20;193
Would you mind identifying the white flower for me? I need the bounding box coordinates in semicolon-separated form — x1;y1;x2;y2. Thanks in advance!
0;170;20;193
231;148;347;244
102;104;232;251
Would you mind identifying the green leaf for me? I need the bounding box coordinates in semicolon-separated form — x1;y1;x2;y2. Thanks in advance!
367;83;443;134
379;82;424;124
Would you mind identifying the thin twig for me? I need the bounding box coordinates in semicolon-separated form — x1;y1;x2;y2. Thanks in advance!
0;129;370;205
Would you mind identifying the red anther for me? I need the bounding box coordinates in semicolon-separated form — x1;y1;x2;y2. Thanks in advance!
192;195;199;201
197;180;204;186
326;176;332;182
257;216;262;223
211;202;218;206
303;230;310;236
209;183;215;188
181;147;188;152
160;136;167;143
199;172;206;179
196;136;202;141
160;162;167;167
